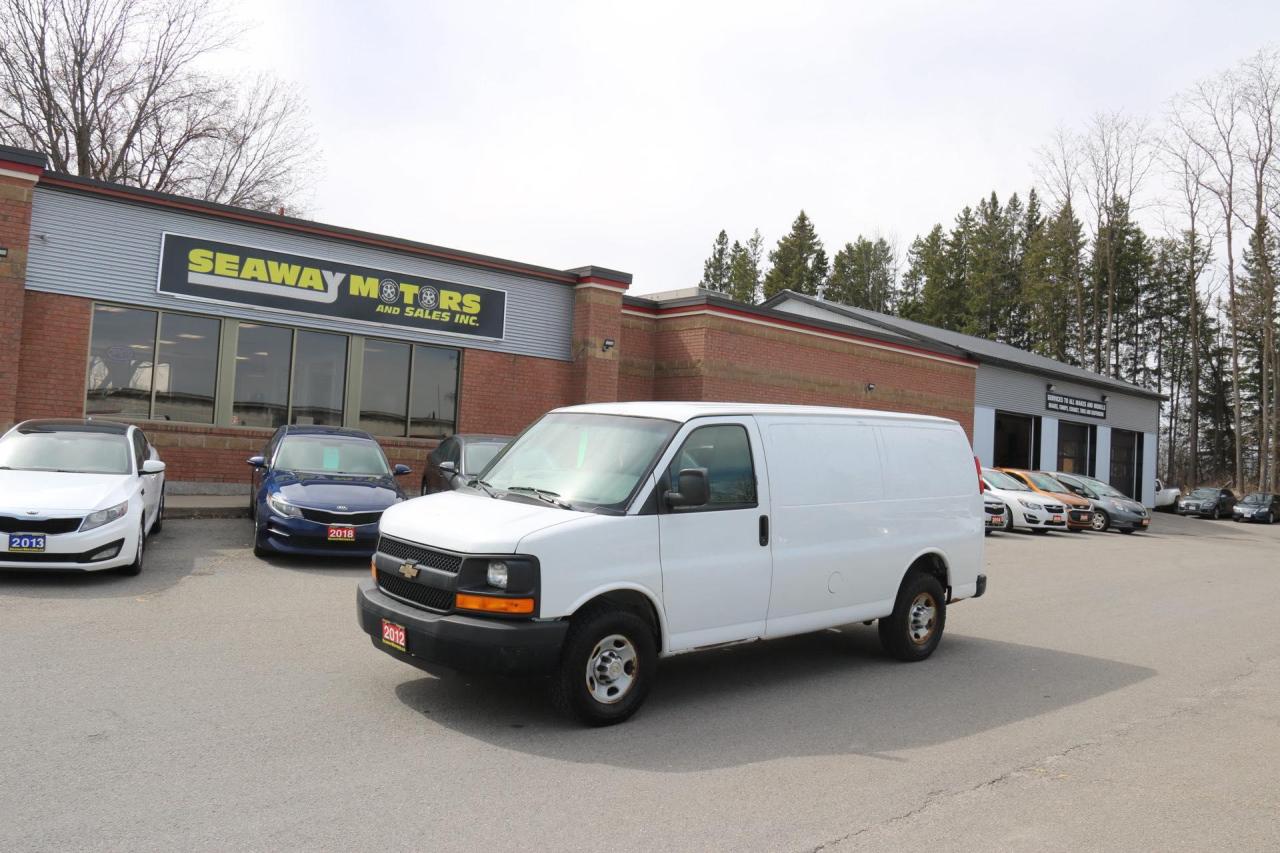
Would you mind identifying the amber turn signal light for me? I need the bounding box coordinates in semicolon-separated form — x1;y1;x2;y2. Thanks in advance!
455;593;535;614
370;556;377;581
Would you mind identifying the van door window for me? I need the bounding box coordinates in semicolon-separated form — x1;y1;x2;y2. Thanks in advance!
667;424;757;509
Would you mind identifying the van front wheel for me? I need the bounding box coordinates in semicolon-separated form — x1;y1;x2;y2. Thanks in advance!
550;605;657;726
879;572;946;662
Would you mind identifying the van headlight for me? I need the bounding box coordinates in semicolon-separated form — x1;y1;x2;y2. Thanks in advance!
267;493;303;518
487;560;509;589
81;501;129;532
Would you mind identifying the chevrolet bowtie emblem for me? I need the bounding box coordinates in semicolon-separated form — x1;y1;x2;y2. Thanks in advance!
398;561;420;579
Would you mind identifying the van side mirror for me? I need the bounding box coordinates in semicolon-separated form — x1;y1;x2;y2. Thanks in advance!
665;468;709;509
247;455;265;468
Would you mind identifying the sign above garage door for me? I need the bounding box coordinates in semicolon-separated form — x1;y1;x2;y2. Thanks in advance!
1046;390;1106;419
156;233;507;340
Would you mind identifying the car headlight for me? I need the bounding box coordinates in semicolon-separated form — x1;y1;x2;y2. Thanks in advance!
487;560;509;589
1017;498;1042;509
81;501;129;532
267;493;303;518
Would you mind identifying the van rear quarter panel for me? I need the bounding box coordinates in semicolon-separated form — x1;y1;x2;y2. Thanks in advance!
759;415;982;638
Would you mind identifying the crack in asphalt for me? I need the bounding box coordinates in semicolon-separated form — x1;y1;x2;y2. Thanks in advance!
801;654;1273;853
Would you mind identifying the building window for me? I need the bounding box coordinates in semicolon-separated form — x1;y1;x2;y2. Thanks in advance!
291;331;347;426
86;305;157;417
410;346;459;438
154;313;220;424
360;340;460;438
233;323;292;428
86;304;220;424
359;340;411;436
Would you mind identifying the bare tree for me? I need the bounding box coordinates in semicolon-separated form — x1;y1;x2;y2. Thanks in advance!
1172;68;1246;487
1235;47;1280;490
1080;111;1157;378
0;0;317;212
1034;127;1089;362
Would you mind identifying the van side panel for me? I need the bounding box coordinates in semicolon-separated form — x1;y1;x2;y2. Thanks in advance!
877;423;983;597
759;415;983;640
759;417;899;638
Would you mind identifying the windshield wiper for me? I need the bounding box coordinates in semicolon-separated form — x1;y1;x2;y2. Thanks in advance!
503;485;575;510
468;477;498;498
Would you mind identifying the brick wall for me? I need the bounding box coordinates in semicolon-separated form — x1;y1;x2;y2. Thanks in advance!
571;285;622;402
15;290;92;422
457;348;575;436
618;313;656;400
0;173;37;428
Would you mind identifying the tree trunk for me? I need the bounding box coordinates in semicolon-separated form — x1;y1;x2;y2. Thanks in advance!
1225;223;1243;489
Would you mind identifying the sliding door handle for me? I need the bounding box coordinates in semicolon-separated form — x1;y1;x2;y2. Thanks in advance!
758;515;769;546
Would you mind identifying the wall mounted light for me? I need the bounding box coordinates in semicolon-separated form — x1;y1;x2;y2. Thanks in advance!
1047;383;1056;392
601;338;616;352
0;247;8;259
866;382;876;392
1102;394;1109;403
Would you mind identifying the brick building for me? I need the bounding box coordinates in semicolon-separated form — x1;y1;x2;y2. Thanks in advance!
1;143;986;494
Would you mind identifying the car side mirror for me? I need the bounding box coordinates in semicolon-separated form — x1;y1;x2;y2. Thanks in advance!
393;464;412;476
437;460;457;476
247;455;265;468
664;468;709;509
141;459;166;474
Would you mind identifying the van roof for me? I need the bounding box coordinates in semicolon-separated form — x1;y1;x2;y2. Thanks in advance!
551;401;958;425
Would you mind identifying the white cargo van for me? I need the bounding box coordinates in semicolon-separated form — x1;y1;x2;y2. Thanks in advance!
358;402;986;725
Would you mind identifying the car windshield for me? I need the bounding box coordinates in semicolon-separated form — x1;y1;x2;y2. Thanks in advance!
465;441;506;475
983;469;1028;491
0;428;131;475
274;435;390;476
480;413;678;512
1242;493;1271;504
1029;472;1071;492
1189;488;1218;499
1079;477;1126;498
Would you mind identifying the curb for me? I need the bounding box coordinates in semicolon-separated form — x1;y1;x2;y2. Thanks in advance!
164;506;249;520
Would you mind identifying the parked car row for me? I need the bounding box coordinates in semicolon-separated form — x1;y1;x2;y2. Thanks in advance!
1174;486;1280;523
980;466;1150;535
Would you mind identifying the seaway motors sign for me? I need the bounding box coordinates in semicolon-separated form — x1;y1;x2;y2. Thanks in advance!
156;234;507;339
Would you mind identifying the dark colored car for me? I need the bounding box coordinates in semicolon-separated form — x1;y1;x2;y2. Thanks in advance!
1233;492;1280;524
420;434;511;496
983;496;1006;535
1178;487;1236;519
1051;472;1150;534
248;425;411;557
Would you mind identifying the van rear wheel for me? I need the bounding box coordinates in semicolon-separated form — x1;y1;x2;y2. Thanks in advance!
550;605;656;726
879;572;946;662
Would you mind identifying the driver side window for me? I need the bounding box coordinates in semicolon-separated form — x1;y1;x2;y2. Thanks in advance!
667;424;757;510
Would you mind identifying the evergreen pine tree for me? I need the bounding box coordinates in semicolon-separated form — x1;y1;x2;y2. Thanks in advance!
763;211;828;298
699;230;731;292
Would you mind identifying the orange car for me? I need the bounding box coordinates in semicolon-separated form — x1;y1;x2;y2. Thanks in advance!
998;469;1094;532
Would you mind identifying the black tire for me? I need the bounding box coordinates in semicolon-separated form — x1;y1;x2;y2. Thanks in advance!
420;479;429;497
1120;528;1135;534
1030;528;1049;535
550;605;657;726
1212;507;1220;520
151;493;164;534
252;524;273;558
984;529;992;537
1002;504;1015;532
1092;509;1110;533
249;494;256;523
878;572;946;662
118;522;145;576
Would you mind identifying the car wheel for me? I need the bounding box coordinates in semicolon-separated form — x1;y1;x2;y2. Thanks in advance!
421;480;429;497
1120;528;1135;534
1030;527;1049;535
1002;505;1015;532
118;522;145;576
879;571;946;662
550;605;656;726
252;523;273;558
1268;512;1276;525
1212;507;1220;520
249;494;256;523
1091;510;1110;532
152;494;164;535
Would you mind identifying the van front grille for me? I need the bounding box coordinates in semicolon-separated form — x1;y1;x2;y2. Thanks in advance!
376;569;455;612
376;536;463;574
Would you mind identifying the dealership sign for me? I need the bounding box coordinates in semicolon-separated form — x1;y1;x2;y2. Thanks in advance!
157;234;506;339
1046;390;1106;419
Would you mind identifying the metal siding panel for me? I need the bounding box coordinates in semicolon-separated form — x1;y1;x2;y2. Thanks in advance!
25;187;573;361
975;364;1158;433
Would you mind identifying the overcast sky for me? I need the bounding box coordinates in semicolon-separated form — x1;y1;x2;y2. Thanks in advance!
225;1;1279;294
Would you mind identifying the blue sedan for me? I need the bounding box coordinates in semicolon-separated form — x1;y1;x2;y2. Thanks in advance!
247;425;410;558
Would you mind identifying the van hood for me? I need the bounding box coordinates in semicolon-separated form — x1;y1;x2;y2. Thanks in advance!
0;470;131;514
377;489;589;553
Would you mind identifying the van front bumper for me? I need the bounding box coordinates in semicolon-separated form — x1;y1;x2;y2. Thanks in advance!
357;580;568;677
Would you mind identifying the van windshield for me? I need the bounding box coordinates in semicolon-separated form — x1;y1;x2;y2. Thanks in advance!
479;413;678;512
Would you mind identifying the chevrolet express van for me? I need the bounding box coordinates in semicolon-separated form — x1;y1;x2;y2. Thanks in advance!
357;402;986;725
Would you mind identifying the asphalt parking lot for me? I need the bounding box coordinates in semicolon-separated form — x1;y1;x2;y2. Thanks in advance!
2;513;1277;852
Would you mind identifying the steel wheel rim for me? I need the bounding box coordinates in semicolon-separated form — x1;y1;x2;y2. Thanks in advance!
907;592;937;645
586;634;638;704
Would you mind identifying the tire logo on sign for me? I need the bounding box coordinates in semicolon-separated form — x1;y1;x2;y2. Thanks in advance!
418;286;439;309
379;279;400;304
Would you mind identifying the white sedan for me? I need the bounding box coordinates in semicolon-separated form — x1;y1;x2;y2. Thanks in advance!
0;419;165;574
981;467;1069;533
